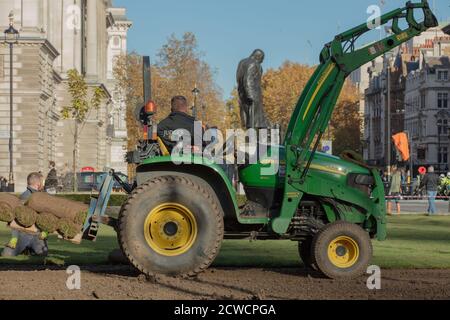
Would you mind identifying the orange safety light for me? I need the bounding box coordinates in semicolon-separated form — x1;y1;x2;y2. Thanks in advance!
145;100;157;115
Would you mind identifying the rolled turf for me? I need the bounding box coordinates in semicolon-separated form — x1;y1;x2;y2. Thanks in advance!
36;212;59;233
74;211;88;226
0;203;15;223
14;206;38;228
58;219;81;239
0;194;22;210
27;193;89;222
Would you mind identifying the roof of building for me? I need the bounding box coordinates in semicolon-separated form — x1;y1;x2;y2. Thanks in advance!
424;56;450;69
107;7;131;23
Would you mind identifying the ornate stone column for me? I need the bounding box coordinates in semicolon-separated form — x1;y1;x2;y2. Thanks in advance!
85;0;97;79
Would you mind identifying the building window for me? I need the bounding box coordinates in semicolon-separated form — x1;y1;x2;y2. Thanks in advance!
438;70;449;81
417;148;426;160
438;119;449;135
412;120;418;137
113;36;121;48
439;147;448;164
420;94;426;109
421;119;427;137
438;93;448;109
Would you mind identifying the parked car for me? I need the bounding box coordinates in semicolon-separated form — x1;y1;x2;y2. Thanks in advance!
77;172;129;192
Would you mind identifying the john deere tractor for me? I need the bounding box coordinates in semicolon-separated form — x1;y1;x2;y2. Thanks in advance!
120;1;438;279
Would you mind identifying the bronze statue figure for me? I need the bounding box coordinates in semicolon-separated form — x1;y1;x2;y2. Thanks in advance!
236;49;269;129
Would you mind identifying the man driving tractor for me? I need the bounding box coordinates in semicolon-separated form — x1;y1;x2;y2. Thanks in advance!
157;96;203;152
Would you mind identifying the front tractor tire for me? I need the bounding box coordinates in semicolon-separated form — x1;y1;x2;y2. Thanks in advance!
312;221;373;280
118;176;224;278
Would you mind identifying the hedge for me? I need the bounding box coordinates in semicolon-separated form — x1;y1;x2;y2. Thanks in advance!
55;194;128;207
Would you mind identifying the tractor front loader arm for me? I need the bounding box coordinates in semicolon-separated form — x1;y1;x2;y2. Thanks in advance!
331;0;438;74
272;1;438;235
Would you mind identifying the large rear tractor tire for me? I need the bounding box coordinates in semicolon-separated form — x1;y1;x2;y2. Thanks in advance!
311;221;372;279
118;176;224;278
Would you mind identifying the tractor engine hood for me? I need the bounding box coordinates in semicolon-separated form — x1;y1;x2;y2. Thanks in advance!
239;145;372;189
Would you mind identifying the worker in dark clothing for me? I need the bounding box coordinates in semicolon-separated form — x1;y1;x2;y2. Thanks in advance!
0;177;7;192
419;166;440;215
158;96;203;152
45;161;58;193
1;173;48;257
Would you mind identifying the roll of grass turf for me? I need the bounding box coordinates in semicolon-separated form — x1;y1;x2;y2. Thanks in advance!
58;219;82;239
74;211;88;226
0;203;15;223
0;194;22;210
36;212;59;233
14;206;38;228
27;193;89;221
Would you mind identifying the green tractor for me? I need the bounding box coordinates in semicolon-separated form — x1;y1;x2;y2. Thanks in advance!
120;1;438;279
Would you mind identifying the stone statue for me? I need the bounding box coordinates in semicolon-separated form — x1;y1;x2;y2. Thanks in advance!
236;49;269;129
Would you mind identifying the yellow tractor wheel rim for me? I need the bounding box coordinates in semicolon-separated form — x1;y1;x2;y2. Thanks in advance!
144;203;197;257
327;236;359;269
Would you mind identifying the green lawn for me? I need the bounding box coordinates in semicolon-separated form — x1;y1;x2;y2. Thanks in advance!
0;216;449;269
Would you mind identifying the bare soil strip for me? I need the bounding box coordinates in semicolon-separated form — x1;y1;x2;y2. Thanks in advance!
0;266;449;300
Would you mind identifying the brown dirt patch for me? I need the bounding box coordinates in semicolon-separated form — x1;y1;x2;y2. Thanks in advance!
0;266;448;300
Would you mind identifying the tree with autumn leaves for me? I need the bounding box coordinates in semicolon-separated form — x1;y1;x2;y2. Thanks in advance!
62;69;106;191
329;81;363;156
114;33;226;151
154;32;224;128
261;62;315;137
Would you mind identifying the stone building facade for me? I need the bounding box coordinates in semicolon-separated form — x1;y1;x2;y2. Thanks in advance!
362;51;407;167
0;39;59;189
362;26;450;173
0;0;131;191
405;55;450;173
106;7;131;175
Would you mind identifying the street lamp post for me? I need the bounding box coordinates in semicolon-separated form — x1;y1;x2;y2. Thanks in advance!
438;119;441;173
386;64;392;176
402;101;415;192
403;130;414;194
192;85;200;120
202;104;207;124
4;12;19;192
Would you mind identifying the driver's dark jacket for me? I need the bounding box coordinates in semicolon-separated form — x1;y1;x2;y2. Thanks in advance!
157;112;201;151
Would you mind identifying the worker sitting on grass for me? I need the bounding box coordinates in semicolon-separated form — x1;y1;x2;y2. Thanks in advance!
1;173;48;257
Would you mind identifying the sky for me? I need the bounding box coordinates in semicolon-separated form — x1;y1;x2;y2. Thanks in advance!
114;0;450;99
